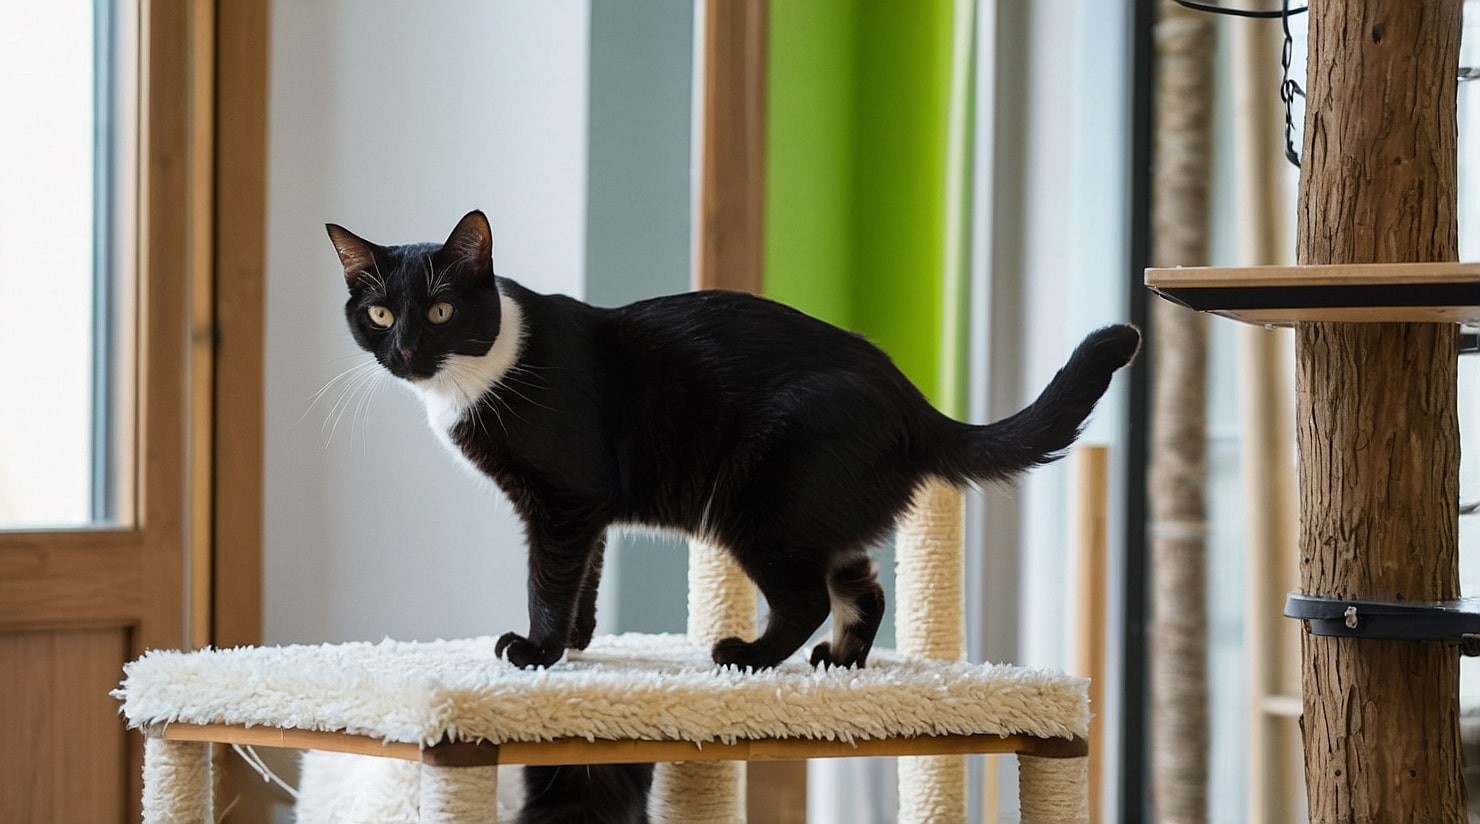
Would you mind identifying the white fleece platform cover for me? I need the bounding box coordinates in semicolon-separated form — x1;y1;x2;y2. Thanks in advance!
117;633;1087;749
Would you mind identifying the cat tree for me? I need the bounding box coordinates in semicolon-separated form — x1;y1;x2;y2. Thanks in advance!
1148;1;1470;817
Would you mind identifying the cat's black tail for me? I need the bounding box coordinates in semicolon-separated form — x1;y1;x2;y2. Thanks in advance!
936;324;1141;485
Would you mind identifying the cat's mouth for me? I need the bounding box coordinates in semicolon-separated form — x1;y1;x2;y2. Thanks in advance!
383;358;440;383
401;369;440;383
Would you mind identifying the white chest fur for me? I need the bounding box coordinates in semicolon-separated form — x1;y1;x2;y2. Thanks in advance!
412;291;524;471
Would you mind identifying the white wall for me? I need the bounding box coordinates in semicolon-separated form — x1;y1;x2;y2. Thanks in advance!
263;1;591;645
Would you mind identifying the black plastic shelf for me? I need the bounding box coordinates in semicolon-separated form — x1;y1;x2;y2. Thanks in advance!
1285;593;1480;650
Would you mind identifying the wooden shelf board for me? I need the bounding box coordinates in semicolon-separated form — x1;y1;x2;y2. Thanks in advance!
155;722;1085;766
1145;263;1480;326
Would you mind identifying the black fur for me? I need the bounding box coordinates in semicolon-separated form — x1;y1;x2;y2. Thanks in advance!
517;763;654;824
327;210;1140;672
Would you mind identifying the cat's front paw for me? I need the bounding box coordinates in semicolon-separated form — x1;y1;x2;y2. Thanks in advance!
711;636;783;671
496;632;563;669
568;610;597;651
809;641;869;670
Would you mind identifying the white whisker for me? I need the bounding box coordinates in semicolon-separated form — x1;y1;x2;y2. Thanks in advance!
323;365;381;447
494;380;554;413
351;369;383;452
474;397;507;439
487;389;525;427
297;357;379;429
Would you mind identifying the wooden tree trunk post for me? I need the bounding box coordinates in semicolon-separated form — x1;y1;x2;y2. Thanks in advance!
1295;1;1466;821
1149;3;1213;821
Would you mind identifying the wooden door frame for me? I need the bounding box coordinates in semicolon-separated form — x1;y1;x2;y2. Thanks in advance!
137;0;270;654
210;0;268;652
145;0;270;654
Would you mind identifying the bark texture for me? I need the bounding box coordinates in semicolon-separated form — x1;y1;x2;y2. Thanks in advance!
1148;4;1214;822
1295;2;1465;821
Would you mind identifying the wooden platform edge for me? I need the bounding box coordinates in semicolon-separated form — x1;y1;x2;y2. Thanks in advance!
1150;301;1480;327
153;722;1087;766
1145;262;1480;288
1145;262;1480;325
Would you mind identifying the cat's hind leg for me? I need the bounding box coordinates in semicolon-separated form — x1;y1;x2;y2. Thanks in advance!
711;560;830;670
808;551;885;669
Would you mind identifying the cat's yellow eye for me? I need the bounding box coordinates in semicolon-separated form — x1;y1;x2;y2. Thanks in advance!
427;301;454;325
367;305;395;328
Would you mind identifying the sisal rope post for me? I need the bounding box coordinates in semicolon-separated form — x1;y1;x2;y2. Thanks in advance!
686;538;759;651
143;736;214;824
647;538;758;823
1148;3;1214;821
1019;755;1090;824
417;763;499;823
895;479;967;821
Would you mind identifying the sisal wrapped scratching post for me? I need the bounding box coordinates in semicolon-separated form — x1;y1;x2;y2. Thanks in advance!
418;763;499;823
895;479;968;821
648;538;758;823
142;736;213;824
1019;754;1089;824
686;538;759;650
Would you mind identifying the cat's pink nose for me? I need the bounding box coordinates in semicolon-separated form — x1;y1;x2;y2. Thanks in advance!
398;346;413;361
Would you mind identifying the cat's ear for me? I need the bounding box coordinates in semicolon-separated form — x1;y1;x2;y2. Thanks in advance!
325;224;379;286
439;210;494;279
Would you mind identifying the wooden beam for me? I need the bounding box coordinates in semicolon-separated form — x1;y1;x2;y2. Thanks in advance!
156;722;1087;765
210;0;268;651
0;534;143;629
1072;447;1109;824
1294;1;1465;821
185;0;217;654
697;0;767;293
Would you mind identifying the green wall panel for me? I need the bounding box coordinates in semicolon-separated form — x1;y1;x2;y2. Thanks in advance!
763;0;857;331
765;0;967;413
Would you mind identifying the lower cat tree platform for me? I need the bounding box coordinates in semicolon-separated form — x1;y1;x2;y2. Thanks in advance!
117;632;1091;823
118;480;1098;822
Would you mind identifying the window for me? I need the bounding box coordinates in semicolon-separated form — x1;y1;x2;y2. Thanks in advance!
0;0;136;529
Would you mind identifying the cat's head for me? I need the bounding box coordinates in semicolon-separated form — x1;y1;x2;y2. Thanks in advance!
326;210;502;382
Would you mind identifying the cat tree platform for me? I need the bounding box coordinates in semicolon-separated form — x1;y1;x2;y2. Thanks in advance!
117;632;1090;822
1145;262;1480;325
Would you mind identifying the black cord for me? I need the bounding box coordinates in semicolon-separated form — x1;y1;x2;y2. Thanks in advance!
1170;0;1307;18
1171;0;1306;168
1278;0;1306;167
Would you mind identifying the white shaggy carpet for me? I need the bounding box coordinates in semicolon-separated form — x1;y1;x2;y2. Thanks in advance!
117;633;1088;748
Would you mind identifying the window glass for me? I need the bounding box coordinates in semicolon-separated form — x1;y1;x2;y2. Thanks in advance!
0;0;134;529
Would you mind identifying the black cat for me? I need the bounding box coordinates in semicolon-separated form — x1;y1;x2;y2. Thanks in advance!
517;763;653;824
327;210;1139;672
